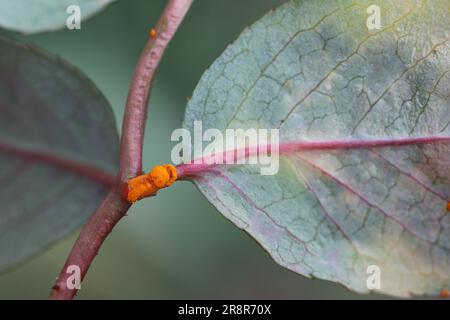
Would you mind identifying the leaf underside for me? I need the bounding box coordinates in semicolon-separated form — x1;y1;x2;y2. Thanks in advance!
0;37;119;271
183;0;450;297
0;0;115;34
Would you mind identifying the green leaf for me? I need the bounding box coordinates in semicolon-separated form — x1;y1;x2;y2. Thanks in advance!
0;36;118;271
183;0;450;297
0;0;115;34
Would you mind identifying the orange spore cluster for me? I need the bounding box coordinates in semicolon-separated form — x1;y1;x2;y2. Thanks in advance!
123;164;177;203
441;289;450;298
150;28;157;39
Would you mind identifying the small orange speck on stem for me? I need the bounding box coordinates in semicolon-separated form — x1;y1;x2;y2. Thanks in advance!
447;202;450;212
441;289;450;298
122;164;177;203
150;28;157;39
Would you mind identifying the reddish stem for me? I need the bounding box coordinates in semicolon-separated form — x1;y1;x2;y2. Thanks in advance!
49;0;193;300
49;188;130;300
118;0;193;183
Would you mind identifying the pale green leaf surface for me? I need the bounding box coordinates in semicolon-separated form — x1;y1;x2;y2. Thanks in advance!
0;0;115;34
0;37;118;271
183;0;450;296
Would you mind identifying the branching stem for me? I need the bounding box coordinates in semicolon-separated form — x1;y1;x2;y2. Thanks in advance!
49;0;193;300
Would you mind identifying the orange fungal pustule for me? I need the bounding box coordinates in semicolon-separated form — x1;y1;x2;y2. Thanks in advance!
150;28;157;39
123;164;177;203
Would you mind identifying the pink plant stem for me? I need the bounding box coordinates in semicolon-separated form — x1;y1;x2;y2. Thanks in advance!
119;0;193;183
49;0;193;300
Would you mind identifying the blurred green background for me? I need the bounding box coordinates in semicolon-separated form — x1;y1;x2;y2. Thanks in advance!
0;0;384;299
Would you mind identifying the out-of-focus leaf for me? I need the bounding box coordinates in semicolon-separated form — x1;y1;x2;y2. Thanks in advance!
0;36;118;271
0;0;115;34
183;0;450;297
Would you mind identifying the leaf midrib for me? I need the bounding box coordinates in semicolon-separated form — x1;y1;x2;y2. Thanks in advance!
0;138;115;187
177;135;450;178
